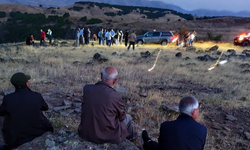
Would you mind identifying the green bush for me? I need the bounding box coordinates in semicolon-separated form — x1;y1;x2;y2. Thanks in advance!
207;32;223;42
68;6;83;11
86;18;103;24
0;12;6;18
80;16;87;22
104;12;116;17
63;13;70;18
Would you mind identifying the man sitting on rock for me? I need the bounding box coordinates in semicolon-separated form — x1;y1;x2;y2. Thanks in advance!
78;66;137;144
26;34;34;46
0;72;54;150
141;96;207;150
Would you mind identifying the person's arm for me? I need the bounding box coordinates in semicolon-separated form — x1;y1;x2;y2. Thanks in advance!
0;98;8;116
201;127;207;150
40;94;49;111
116;97;126;121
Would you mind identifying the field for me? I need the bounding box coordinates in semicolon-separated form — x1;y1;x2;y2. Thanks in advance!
0;40;250;149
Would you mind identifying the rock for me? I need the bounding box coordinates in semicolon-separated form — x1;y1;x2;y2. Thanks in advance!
241;70;250;74
73;98;82;102
139;92;148;97
140;51;151;58
184;57;190;60
72;103;81;108
0;95;4;100
93;53;108;62
62;100;72;106
112;52;117;55
223;127;230;131
242;50;250;54
227;49;236;54
61;109;74;117
244;132;250;140
148;100;158;106
45;139;56;148
212;123;222;130
72;61;83;66
86;61;94;65
53;39;60;46
207;45;219;52
91;42;94;46
2;56;12;61
196;49;204;54
16;132;139;150
53;106;71;112
245;52;250;57
113;86;127;94
240;63;250;68
238;55;246;60
186;46;196;52
159;105;179;113
239;97;247;101
216;51;222;55
175;52;182;57
197;55;216;61
74;108;81;113
225;114;238;121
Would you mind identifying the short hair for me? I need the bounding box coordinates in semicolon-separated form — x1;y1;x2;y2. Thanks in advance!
102;67;118;80
179;96;199;115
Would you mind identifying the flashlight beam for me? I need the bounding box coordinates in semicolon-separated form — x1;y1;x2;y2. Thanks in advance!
148;49;162;72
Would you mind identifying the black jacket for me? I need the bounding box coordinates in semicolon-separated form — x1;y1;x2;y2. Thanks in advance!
158;113;207;150
0;87;53;148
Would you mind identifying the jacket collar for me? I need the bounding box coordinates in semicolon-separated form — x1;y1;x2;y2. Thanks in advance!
96;81;115;90
15;87;31;92
177;113;194;120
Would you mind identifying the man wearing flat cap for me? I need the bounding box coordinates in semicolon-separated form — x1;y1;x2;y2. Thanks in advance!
0;72;53;150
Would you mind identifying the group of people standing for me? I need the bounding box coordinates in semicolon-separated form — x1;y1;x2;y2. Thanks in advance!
75;27;91;46
25;29;53;46
178;30;196;47
96;28;137;50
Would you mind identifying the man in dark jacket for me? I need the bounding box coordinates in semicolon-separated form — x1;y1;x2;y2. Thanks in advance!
124;30;129;46
141;96;207;150
0;72;53;150
78;67;136;144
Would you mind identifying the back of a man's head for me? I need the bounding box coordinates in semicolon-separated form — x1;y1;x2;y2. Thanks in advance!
101;67;118;81
179;96;199;116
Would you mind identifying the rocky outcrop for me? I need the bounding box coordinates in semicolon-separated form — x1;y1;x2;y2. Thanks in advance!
16;132;139;150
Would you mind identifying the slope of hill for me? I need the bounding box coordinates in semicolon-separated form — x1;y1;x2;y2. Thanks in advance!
1;0;250;17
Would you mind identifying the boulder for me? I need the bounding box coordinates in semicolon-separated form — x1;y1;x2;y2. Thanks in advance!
16;132;140;150
140;51;151;58
93;53;108;62
175;52;182;58
206;45;219;52
186;46;196;52
197;55;217;61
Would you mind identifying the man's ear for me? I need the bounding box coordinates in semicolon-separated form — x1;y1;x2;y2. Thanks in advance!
26;81;30;88
113;78;118;85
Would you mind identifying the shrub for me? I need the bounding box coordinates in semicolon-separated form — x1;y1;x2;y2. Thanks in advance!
104;12;116;17
0;12;6;18
63;13;70;18
68;6;83;11
86;18;103;24
80;16;87;22
207;32;223;42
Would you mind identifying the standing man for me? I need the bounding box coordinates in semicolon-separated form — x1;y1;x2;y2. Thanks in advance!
99;29;104;45
40;29;45;46
98;28;102;45
76;28;80;47
78;67;137;144
0;72;54;149
110;29;115;45
84;28;89;45
189;30;196;46
120;30;124;45
127;30;136;50
47;29;52;44
79;28;84;45
88;28;91;43
124;30;129;46
141;96;207;150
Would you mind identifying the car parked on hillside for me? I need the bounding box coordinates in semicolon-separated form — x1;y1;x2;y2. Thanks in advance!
136;31;178;45
234;32;250;46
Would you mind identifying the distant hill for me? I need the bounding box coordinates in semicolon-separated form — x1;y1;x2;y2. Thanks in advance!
1;0;250;17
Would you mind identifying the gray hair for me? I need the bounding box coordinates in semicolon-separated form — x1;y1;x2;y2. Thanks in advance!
102;67;118;80
179;96;199;115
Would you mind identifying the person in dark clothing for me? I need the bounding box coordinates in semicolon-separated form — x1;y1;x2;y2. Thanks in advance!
141;96;207;150
26;34;34;46
84;28;89;45
0;72;54;150
124;30;129;46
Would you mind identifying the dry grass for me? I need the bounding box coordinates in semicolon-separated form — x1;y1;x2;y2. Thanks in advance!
0;40;250;149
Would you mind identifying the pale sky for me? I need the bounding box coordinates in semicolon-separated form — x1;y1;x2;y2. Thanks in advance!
150;0;249;12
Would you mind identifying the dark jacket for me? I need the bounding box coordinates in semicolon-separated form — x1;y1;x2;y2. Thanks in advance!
0;87;53;148
78;81;129;144
158;113;207;150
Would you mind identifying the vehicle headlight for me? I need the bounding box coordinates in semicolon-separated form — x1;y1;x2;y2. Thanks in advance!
239;35;244;41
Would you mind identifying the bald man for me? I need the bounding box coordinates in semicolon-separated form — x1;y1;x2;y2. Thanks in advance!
78;67;136;144
141;96;207;150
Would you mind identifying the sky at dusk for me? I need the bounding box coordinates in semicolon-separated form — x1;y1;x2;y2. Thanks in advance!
150;0;250;12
